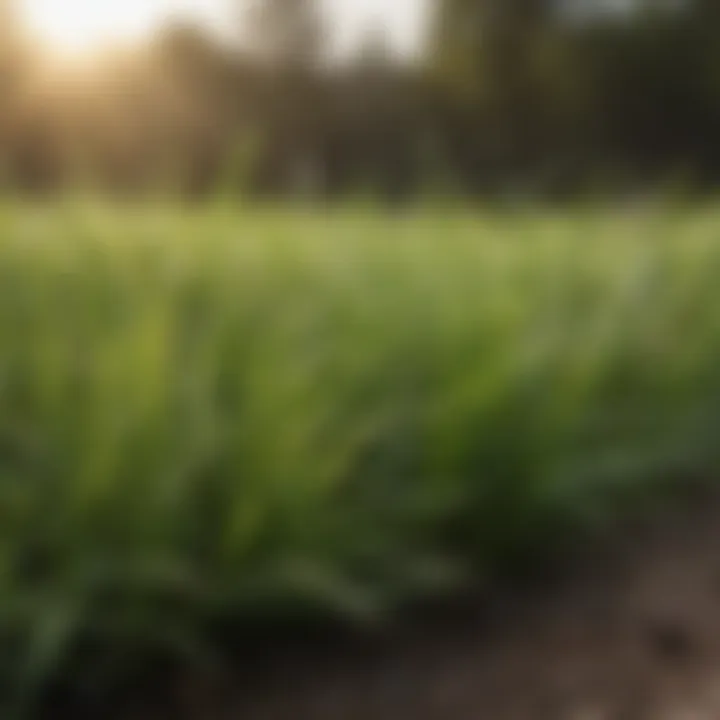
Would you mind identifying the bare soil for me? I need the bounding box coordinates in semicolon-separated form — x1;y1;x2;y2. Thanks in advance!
50;483;720;720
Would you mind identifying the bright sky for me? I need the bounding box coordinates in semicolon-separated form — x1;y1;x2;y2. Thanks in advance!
19;0;431;58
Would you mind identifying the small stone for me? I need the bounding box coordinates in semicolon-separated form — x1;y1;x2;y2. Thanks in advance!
646;620;695;661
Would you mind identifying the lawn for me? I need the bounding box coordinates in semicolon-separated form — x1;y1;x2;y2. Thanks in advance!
2;200;720;714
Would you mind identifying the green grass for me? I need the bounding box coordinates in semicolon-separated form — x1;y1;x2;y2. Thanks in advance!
2;199;720;713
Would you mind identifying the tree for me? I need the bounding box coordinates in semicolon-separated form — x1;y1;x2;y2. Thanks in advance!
428;0;560;189
0;0;26;180
241;0;326;70
238;0;330;195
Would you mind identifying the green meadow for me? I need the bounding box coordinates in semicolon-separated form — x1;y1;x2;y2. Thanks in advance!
2;201;720;711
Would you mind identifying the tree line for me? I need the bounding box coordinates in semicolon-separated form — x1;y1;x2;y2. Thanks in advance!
1;0;719;200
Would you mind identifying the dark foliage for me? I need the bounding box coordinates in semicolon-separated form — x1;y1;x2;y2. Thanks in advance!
1;0;720;198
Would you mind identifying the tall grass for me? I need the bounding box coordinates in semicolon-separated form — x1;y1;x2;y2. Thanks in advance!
1;200;720;712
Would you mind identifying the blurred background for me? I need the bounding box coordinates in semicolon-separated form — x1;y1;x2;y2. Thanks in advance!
1;0;719;200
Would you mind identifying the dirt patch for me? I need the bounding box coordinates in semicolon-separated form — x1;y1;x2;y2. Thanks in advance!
50;484;720;720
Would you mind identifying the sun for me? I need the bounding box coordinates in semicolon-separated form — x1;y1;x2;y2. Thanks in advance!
20;0;170;54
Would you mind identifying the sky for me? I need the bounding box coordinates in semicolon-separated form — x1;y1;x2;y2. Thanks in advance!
19;0;432;58
321;0;432;56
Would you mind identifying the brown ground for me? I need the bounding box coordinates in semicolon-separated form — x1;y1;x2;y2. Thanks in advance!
53;484;720;720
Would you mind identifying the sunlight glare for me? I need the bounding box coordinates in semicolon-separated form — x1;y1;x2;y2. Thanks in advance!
20;0;171;54
19;0;430;59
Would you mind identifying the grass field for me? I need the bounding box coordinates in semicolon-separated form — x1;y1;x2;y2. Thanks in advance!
2;200;720;714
